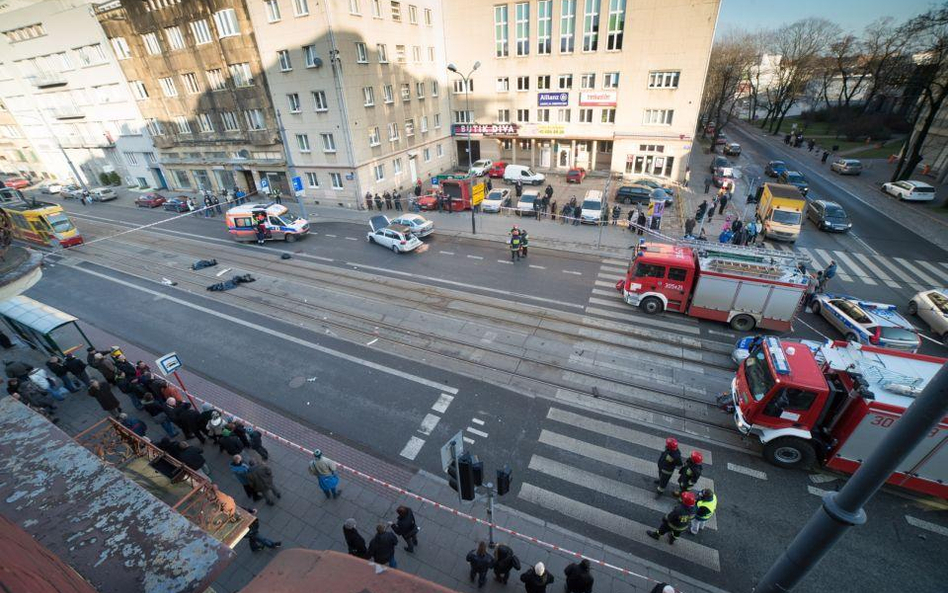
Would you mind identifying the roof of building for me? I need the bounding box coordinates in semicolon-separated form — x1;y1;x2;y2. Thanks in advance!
0;514;98;593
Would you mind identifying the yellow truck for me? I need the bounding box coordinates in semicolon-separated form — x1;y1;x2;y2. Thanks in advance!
756;183;806;242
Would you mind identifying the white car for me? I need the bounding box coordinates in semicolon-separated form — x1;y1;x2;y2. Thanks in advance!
882;180;937;202
40;182;63;194
909;288;948;346
469;159;492;176
503;164;545;186
91;187;117;201
367;215;423;253
389;213;434;238
515;190;539;216
481;188;511;213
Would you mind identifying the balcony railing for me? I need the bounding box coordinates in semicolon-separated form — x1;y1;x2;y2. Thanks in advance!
27;72;67;88
59;136;114;149
50;106;85;120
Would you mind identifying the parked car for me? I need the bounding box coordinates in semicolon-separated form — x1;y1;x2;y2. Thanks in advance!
515;190;539;215
40;182;63;194
777;170;809;195
764;160;788;177
830;158;863;175
710;156;729;173
415;194;438;211
713;166;736;188
163;196;192;212
566;167;587;183
807;200;851;232
3;177;29;189
811;294;921;352
487;161;508;178
615;185;653;205
135;193;167;208
91;187;117;201
389;213;434;238
481;188;511;213
881;180;937;202
713;133;727;146
366;215;423;253
909;288;948;346
627;177;669;192
503;164;545;186
723;142;742;156
469;159;492;176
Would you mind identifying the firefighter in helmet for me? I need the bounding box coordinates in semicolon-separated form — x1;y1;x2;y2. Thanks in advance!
647;490;696;545
675;451;703;497
509;229;523;262
654;437;683;495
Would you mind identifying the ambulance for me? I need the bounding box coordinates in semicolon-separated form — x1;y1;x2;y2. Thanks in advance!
225;203;309;243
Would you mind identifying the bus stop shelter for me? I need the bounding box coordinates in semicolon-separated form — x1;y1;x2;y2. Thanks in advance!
0;295;90;356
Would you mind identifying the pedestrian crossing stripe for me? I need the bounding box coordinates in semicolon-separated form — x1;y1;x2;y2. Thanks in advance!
763;246;947;290
894;257;940;287
832;252;877;286
917;260;948;284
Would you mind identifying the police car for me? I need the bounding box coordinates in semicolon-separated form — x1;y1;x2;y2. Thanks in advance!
810;293;921;352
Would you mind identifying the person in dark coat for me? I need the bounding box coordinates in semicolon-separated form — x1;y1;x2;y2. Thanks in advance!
219;423;245;455
88;380;121;417
383;191;393;210
676;452;703;496
636;211;647;235
177;441;209;474
178;402;207;443
64;353;92;387
492;542;521;583
5;360;33;379
244;509;281;552
414;179;423;197
564;559;594;593
232;421;252;448
655;437;683;495
119;412;147;437
47;357;80;393
466;541;495;588
246;425;270;460
391;505;419;553
8;378;56;414
343;518;368;558
684;217;696;237
365;191;374;210
92;353;117;384
647;492;696;545
230;454;260;500
142;392;178;437
520;562;554;593
164;398;192;439
247;459;281;505
367;523;399;568
374;193;383;210
515;180;523;197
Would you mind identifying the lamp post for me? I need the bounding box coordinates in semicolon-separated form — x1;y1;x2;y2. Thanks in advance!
448;61;480;234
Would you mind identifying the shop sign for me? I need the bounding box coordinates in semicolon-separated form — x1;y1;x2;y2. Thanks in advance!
579;90;617;107
538;92;569;106
451;123;519;136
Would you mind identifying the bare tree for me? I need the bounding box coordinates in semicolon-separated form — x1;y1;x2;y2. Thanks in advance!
699;32;757;137
860;18;912;113
744;30;771;120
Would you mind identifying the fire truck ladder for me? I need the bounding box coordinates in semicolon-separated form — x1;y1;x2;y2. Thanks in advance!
857;363;925;397
676;238;812;268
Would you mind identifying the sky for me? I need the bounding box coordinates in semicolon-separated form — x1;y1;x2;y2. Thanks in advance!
716;0;937;35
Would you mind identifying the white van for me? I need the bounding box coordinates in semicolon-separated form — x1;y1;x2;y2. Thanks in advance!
503;164;545;186
580;189;605;224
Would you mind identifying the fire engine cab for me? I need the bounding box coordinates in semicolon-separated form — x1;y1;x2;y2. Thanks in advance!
733;337;947;498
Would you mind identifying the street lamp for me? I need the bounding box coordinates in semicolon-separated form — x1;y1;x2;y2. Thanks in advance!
447;61;480;234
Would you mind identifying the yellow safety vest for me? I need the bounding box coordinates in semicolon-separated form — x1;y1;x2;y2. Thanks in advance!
696;494;717;519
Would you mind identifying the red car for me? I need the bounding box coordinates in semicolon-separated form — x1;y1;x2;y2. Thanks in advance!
135;193;167;208
3;177;29;189
566;167;586;183
487;161;508;178
416;194;438;210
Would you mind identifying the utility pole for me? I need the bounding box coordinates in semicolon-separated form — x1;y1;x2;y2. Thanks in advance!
448;62;480;234
275;109;308;220
754;363;948;593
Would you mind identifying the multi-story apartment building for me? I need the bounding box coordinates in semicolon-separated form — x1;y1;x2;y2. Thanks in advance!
443;0;719;182
95;0;285;194
0;98;47;181
0;0;163;189
245;0;453;204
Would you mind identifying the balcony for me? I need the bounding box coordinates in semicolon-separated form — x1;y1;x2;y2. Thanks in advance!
59;135;114;149
27;72;67;88
50;106;85;120
248;129;279;146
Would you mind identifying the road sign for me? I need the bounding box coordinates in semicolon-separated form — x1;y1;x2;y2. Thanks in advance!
260;177;270;190
440;430;464;472
292;175;303;196
156;352;182;375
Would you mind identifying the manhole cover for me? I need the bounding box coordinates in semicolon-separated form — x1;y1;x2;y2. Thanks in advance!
288;376;306;389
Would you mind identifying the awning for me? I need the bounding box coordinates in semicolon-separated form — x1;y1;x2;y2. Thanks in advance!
0;295;76;335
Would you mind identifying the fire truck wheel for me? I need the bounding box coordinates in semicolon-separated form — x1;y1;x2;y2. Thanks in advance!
764;437;816;470
640;297;664;315
729;314;756;332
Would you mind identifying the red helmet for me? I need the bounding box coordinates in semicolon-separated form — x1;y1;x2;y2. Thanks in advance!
691;451;703;464
680;491;696;506
665;438;678;450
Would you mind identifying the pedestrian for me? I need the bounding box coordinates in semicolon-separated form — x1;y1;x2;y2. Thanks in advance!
695;200;708;222
64;353;92;387
647;491;697;545
703;177;711;194
142;392;178;437
177;440;211;475
689;488;717;535
92;352;117;385
391;505;419;553
212;195;222;215
784;133;791;145
550;200;558;221
675;451;703;497
246;425;270;460
612;204;620;225
230;454;261;501
393;189;402;211
88;380;121;418
492;542;521;583
821;150;830;163
244;509;282;552
367;523;399;568
707;198;716;222
8;378;57;415
532;197;541;220
384;190;393;210
718;192;729;215
178;400;207;443
219;422;245;455
731;218;743;233
684;217;696;238
308;448;341;498
374;193;383;210
655;438;683;495
515;180;523;198
564;559;594;593
544;183;553;205
561;203;570;224
652;584;677;593
205;408;225;443
247;458;281;505
365;191;374;210
343;518;368;558
486;178;493;191
808;138;816;152
520;562;554;593
203;194;213;217
636;210;647;235
46;356;81;393
822;260;837;291
414;179;423;198
466;541;495;588
28;367;69;401
118;412;147;436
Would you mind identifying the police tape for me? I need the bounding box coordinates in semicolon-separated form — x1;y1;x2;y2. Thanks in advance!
182;389;685;591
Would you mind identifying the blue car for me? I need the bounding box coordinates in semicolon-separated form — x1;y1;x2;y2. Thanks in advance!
765;160;788;178
811;293;920;352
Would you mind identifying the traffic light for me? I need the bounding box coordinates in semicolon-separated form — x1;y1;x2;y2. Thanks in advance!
496;466;512;496
447;452;476;500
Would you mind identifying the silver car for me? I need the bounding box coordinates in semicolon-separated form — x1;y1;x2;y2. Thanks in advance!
390;213;434;238
909;288;948;346
830;158;863;175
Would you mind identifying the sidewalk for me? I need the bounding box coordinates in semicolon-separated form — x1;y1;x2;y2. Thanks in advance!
5;322;729;593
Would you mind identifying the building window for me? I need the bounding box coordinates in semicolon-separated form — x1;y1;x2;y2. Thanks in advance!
165;26;185;50
330;172;343;189
434;113;441;128
602;72;620;89
405;118;415;136
296;133;311;152
130;80;148;100
643;109;674;125
158;77;178;97
142;33;161;55
537;0;552;54
221;111;240;131
380;84;393;103
213;9;240;37
517;76;529;91
401;83;411;101
427;46;435;61
498;108;510;122
515;2;530;56
230;63;253;87
558;74;573;89
394;44;407;63
452;79;472;94
537;108;550;122
607;0;626;50
579;108;593;123
536;75;551;90
372;0;382;17
416;82;425;98
244;109;265;130
198;113;215;133
356;42;368;63
388;122;400;140
557;108;571;122
432;80;439;96
391;1;402;21
146;118;164;135
265;0;282;22
517;109;529;122
377;44;388;63
312;90;328;111
424;8;432;25
349;0;361;14
496;77;510;92
174;116;192;134
54;52;73;71
582;0;600;52
182;72;201;94
173;170;191;188
453;110;473;123
394;157;403;173
369;126;380;146
374;163;385;181
648;71;680;89
601;108;615;123
112;37;131;59
207;69;227;91
580;72;595;89
560;0;575;53
306;171;319;187
437;143;444;157
423;147;431;162
408;4;418;23
304;45;319;67
421;115;428;132
190;20;212;44
494;5;509;58
294;0;310;16
321;133;336;152
123;151;138;165
274;50;290;71
363;86;375;106
412;46;421;62
288;93;301;112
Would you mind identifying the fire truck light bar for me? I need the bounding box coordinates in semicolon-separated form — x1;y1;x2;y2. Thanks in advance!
766;337;791;374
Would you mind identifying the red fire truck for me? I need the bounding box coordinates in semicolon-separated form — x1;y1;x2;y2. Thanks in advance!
732;337;947;498
615;242;810;331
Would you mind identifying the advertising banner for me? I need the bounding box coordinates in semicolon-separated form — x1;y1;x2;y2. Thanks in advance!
579;90;617;107
538;92;569;106
451;123;519;136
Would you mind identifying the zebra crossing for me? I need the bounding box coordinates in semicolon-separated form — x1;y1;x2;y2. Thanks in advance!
517;407;723;571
